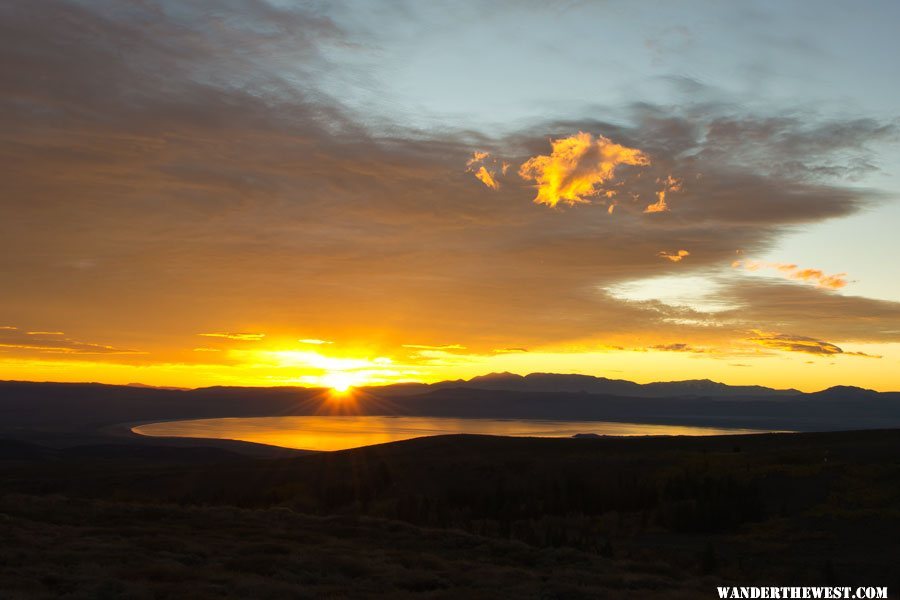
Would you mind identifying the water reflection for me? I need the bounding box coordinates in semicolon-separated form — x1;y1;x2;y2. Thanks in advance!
133;416;771;451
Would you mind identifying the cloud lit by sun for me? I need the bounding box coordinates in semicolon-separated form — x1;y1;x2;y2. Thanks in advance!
518;132;649;207
658;249;690;262
466;151;502;190
644;175;681;214
734;260;848;290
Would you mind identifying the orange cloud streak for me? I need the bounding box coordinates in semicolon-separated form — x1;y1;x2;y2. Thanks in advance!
734;261;848;290
466;151;489;168
518;132;649;207
198;332;266;341
658;249;690;262
644;175;682;213
466;151;502;190
474;166;499;190
747;331;844;355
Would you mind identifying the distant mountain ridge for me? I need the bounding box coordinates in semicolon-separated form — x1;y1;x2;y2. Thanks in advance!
390;372;803;398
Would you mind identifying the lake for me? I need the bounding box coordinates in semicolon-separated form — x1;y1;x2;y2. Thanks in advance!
132;416;772;451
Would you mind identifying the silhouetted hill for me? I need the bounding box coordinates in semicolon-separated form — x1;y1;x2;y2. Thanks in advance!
429;372;801;397
641;378;800;397
808;385;881;401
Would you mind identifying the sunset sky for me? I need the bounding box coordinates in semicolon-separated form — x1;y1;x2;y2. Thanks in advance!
2;0;899;391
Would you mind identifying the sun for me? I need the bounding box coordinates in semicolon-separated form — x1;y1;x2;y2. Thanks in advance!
321;372;355;394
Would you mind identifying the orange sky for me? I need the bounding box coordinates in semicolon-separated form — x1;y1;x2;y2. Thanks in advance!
1;1;899;392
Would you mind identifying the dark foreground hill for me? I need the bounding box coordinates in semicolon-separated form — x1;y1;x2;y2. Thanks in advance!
1;430;898;597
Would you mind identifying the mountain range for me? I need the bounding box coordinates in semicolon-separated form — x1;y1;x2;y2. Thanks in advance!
427;372;803;397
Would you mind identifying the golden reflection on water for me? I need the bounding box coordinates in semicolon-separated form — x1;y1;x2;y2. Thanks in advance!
132;416;770;452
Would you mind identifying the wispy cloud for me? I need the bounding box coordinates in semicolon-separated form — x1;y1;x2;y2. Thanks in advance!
198;332;266;341
0;327;140;355
747;331;843;355
735;261;848;289
299;338;334;345
658;249;690;262
466;151;490;167
844;350;882;359
648;342;708;353
644;175;682;213
466;151;502;190
518;132;649;207
474;166;499;190
403;344;467;351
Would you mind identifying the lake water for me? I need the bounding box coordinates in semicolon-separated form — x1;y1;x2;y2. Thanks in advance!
132;416;771;451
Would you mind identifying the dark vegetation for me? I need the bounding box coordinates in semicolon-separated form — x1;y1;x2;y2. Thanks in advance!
0;493;714;599
1;431;899;597
1;381;899;597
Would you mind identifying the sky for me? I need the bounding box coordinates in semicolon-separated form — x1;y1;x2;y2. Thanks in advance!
1;0;899;391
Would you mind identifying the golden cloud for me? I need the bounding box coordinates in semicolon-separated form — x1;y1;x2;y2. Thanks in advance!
844;350;882;359
735;261;848;290
402;343;467;351
644;175;682;213
474;166;499;190
0;326;141;355
658;249;690;262
198;332;266;341
644;193;668;213
466;151;502;190
648;343;709;353
466;151;490;167
783;267;847;290
518;132;649;207
747;332;843;355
